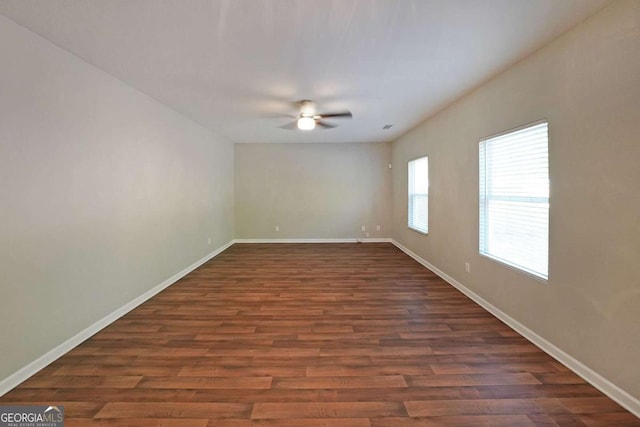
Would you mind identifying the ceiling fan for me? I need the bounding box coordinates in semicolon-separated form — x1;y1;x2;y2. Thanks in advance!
279;100;352;131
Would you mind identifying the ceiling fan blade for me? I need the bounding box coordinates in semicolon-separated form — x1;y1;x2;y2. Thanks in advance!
279;121;299;130
318;110;352;119
262;112;298;119
316;120;337;129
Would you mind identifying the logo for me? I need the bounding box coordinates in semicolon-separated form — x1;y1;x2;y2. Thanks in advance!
0;405;64;426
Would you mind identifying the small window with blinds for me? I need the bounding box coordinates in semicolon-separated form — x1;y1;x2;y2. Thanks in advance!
408;156;429;234
479;121;549;280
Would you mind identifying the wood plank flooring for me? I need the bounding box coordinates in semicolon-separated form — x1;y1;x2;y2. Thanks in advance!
2;243;638;426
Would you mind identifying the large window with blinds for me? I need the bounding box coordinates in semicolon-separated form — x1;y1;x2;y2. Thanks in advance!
479;121;549;280
408;156;429;234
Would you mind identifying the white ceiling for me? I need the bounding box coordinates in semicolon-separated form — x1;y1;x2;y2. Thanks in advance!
0;0;609;143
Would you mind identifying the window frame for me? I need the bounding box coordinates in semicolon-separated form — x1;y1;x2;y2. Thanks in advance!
408;155;429;235
478;120;550;281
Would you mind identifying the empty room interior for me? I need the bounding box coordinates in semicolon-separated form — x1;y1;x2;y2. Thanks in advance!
1;0;639;425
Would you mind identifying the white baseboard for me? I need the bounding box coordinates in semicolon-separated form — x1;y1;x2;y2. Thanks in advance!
0;240;234;397
233;238;392;244
391;239;640;418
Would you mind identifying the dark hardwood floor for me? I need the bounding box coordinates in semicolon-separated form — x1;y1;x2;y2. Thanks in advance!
2;243;638;426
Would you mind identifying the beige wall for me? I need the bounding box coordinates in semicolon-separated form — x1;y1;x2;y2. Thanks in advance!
0;16;234;383
391;0;640;399
235;142;391;239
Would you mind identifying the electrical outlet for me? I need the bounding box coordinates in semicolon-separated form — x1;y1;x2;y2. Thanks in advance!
361;226;366;231
465;262;471;273
275;226;279;232
366;232;370;237
207;237;212;245
376;225;381;231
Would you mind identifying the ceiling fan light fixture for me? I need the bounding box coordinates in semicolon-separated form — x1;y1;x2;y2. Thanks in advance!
297;116;316;130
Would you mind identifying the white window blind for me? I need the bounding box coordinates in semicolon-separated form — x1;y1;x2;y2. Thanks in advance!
479;121;549;279
408;156;429;234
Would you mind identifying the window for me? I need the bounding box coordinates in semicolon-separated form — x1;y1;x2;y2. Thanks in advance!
408;156;429;234
479;121;549;280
